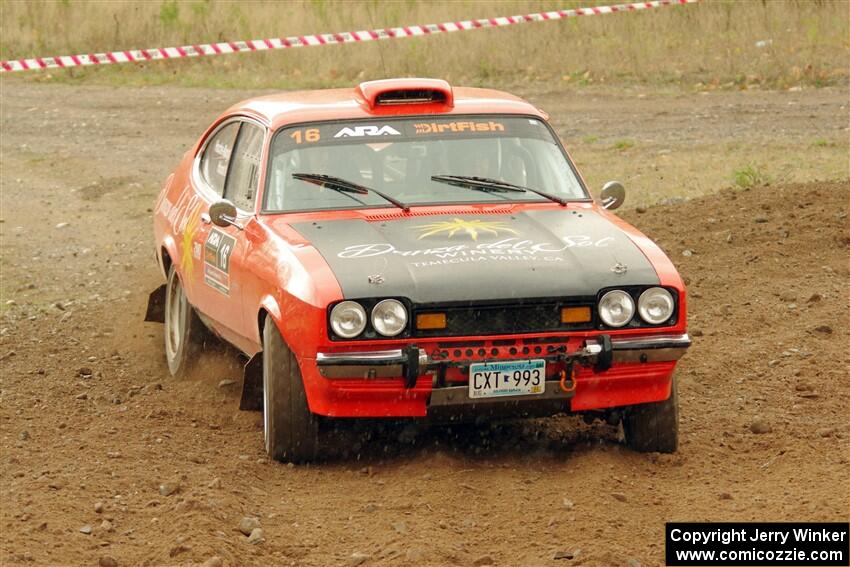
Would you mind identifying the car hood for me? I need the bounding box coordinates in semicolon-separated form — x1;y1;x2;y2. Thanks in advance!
289;209;659;304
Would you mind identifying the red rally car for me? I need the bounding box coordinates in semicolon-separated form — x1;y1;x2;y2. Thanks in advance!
147;78;691;462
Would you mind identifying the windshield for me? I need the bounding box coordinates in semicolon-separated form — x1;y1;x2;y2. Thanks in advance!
264;115;587;212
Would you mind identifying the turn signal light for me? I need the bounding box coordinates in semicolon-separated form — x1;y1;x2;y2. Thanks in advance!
416;312;447;330
561;306;592;324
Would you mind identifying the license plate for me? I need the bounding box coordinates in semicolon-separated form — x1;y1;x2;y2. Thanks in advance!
468;359;546;399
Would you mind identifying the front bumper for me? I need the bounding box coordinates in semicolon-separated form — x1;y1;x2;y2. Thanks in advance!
306;334;691;418
317;333;691;382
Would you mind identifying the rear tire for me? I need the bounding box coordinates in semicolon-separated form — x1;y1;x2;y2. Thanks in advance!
164;265;206;377
622;377;679;453
262;317;320;462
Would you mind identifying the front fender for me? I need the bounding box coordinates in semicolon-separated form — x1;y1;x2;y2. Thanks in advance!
257;292;327;360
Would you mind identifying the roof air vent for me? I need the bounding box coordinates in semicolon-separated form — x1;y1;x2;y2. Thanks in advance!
356;78;454;110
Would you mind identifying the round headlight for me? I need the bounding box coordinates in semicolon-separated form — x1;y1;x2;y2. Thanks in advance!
638;287;674;325
599;290;635;328
371;299;408;337
330;301;367;338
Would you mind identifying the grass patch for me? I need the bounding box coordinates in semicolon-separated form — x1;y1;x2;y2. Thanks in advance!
582;135;599;144
811;138;836;148
0;1;846;90
733;164;771;188
611;139;635;151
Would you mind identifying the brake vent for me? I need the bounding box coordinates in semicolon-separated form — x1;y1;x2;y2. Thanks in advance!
375;89;447;106
364;207;513;221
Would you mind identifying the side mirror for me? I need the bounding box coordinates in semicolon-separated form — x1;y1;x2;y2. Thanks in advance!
600;181;626;210
208;199;242;229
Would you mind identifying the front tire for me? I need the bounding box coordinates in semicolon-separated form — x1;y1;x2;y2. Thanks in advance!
622;377;679;453
262;317;320;462
164;265;206;377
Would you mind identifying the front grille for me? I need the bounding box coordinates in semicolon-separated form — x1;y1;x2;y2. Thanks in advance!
413;301;595;337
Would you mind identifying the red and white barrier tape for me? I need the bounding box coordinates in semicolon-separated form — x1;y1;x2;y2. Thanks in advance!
1;0;697;73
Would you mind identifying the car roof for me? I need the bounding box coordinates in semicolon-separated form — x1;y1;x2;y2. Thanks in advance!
225;78;548;129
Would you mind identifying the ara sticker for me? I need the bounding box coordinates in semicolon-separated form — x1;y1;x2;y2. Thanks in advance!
203;228;236;295
333;125;401;138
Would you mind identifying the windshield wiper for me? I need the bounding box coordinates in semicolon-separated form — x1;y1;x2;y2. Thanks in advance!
292;173;409;211
430;174;568;206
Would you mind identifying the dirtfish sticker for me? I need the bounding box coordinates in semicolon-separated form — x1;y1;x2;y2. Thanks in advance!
203;229;236;295
334;125;401;138
414;121;505;134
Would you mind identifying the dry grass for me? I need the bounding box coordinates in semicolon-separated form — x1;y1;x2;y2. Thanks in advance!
0;0;848;89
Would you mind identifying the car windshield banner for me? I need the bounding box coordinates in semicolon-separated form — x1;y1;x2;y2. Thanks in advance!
278;116;556;151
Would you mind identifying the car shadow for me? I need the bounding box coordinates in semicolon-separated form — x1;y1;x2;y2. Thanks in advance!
182;346;628;465
318;414;624;465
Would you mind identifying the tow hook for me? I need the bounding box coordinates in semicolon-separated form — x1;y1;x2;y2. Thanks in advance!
403;344;421;388
558;361;577;393
594;334;613;373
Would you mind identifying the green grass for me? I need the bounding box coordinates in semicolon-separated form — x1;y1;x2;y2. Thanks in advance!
733;164;771;188
811;138;836;148
0;0;846;90
611;139;635;151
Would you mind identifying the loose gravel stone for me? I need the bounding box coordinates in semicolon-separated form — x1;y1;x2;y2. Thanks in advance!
158;482;180;497
247;528;264;545
238;516;260;536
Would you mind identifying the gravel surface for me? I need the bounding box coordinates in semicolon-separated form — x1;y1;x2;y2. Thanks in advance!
1;81;848;566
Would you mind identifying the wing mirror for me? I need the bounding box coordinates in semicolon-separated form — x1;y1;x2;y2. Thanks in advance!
600;181;626;210
206;199;243;230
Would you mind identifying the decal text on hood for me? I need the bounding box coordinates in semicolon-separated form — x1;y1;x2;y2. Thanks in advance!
290;211;659;303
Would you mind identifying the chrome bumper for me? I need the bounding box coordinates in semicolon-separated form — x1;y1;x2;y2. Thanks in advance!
316;333;691;383
317;348;428;379
610;333;692;363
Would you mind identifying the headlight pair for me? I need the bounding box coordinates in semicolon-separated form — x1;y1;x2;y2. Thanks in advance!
330;299;408;339
598;287;675;328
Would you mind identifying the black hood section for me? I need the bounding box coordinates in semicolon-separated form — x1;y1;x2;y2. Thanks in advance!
290;210;659;304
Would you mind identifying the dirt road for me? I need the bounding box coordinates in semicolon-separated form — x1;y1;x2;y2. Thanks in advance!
1;81;848;567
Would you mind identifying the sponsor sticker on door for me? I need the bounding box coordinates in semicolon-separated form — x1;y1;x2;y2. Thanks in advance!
204;228;236;295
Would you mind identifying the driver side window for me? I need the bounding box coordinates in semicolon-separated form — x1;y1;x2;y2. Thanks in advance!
224;123;264;212
199;122;239;196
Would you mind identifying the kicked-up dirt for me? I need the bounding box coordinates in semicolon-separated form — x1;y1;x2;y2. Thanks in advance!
0;81;848;567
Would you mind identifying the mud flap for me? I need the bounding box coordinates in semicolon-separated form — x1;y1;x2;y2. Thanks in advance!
144;285;166;323
240;353;263;411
